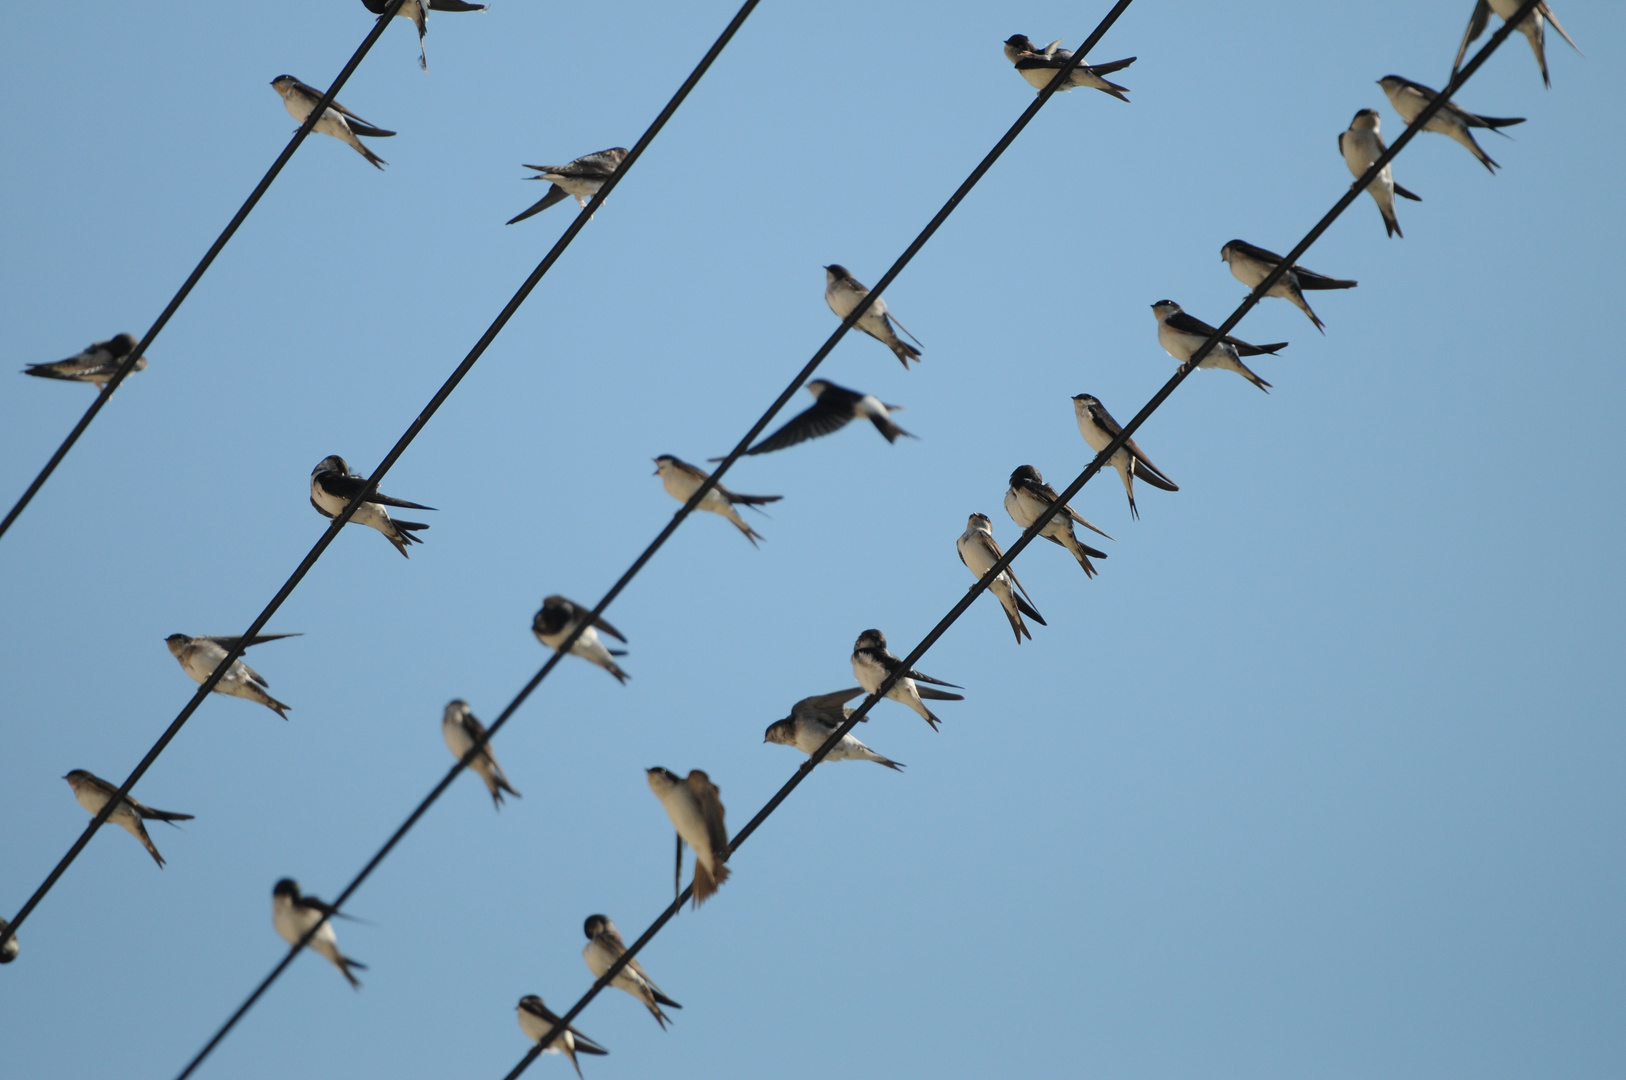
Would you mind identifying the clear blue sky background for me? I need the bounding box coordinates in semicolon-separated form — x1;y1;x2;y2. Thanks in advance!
2;1;1622;1078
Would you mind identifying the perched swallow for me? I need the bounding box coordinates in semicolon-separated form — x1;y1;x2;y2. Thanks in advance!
1453;0;1580;89
957;513;1046;644
1152;300;1282;393
0;918;17;963
23;333;146;388
763;687;904;770
653;455;781;546
271;878;366;989
310;455;435;558
1340;109;1421;239
532;596;629;683
1001;34;1136;100
1377;76;1524;174
582;914;682;1029
646;767;730;907
1219;240;1357;334
63;769;193;869
507;148;628;225
442;700;519;809
851;629;963;731
165;633;298;719
736;380;912;456
270;75;394;169
359;0;487;71
823;264;922;368
1072;394;1178;520
517;995;609;1078
1004;464;1112;577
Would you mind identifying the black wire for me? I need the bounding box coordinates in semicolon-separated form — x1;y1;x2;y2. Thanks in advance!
1;0;760;969
0;0;410;544
495;2;1544;1072
156;4;767;1076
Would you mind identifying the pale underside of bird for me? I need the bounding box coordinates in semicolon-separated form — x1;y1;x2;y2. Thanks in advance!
582;914;682;1029
517;995;609;1079
958;513;1046;644
823;264;923;368
1377;75;1524;175
1002;34;1137;100
851;628;964;730
763;687;905;770
1003;464;1113;577
165;632;299;719
272;878;367;989
532;595;630;683
442;700;519;808
359;0;488;71
508;148;628;225
309;455;435;558
1072;394;1178;521
647;767;730;907
1152;300;1284;393
653;455;781;546
1339;109;1421;240
1453;0;1580;89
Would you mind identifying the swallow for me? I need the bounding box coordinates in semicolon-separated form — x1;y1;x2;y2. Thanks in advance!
1004;464;1112;577
63;769;193;869
507;148;628;225
734;380;912;456
1377;76;1525;174
359;0;487;71
823;264;922;368
23;333;147;389
0;918;17;963
165;633;298;719
271;878;366;989
1001;34;1136;100
532;596;629;683
310;455;435;558
582;915;682;1029
1453;0;1580;89
646;767;730;907
1340;109;1421;239
1071;394;1178;520
269;75;394;169
957;513;1046;644
1151;300;1283;393
442;700;519;809
763;687;904;770
851;629;963;731
517;995;608;1078
1219;240;1357;333
653;455;782;546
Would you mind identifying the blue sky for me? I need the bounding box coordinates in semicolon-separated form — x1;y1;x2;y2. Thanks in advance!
2;1;1622;1078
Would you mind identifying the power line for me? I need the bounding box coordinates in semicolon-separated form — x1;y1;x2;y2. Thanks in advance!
497;2;1544;1073
161;2;1142;1073
0;0;762;968
0;0;411;544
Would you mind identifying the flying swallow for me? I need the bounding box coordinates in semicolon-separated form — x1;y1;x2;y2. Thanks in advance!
0;918;17;963
582;914;682;1029
63;769;193;869
359;0;487;71
1340;109;1421;239
270;75;394;169
165;633;298;719
517;995;609;1078
1377;76;1524;174
271;878;366;989
1219;240;1357;333
653;455;782;546
442;700;519;809
507;148;628;225
763;687;904;770
310;455;435;558
734;380;912;456
1004;464;1112;577
532;596;629;683
823;264;922;368
1071;394;1178;520
1453;0;1580;89
23;333;147;388
851;629;963;730
646;767;730;907
1151;300;1282;392
957;513;1045;644
1001;34;1136;100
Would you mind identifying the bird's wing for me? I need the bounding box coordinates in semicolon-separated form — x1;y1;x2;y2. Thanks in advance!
506;184;569;225
1453;1;1492;74
745;400;851;454
687;772;730;858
